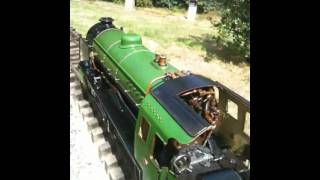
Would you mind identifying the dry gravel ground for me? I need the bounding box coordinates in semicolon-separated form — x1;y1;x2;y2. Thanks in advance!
70;95;109;180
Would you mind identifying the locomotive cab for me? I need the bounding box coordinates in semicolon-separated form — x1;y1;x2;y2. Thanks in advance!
134;74;250;180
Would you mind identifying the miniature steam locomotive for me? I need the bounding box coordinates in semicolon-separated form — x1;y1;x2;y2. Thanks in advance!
72;17;250;180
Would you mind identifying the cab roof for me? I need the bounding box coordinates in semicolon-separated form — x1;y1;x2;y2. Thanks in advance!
151;75;215;137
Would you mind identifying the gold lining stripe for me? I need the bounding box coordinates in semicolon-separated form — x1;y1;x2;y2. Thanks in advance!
106;40;121;52
95;28;120;39
118;49;151;65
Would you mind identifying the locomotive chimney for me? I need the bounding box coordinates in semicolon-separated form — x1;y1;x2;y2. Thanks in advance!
155;54;167;66
99;17;114;25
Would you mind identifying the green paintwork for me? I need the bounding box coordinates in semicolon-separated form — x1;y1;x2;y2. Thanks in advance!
93;28;178;105
91;28;194;180
119;33;143;48
134;94;193;179
139;95;193;144
93;30;190;142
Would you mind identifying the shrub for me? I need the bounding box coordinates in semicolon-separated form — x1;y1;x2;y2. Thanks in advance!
152;0;186;9
214;0;250;59
136;0;153;7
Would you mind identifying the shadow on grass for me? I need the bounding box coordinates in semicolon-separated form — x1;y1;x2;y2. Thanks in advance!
176;34;249;65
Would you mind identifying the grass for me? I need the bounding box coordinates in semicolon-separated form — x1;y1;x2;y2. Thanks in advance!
70;0;250;102
71;1;216;50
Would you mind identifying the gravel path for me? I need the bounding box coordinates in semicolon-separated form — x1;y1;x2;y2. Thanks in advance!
70;95;109;180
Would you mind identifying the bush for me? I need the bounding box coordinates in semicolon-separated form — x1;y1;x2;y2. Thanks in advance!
214;0;250;59
197;0;215;13
152;0;186;9
136;0;153;7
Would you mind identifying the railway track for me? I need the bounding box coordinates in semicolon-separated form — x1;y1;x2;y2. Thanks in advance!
70;27;125;180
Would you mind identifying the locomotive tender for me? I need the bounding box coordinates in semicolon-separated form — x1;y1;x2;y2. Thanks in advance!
72;17;250;180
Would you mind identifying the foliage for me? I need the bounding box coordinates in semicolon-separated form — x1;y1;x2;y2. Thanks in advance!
196;0;215;13
136;0;153;7
152;0;186;9
214;0;250;59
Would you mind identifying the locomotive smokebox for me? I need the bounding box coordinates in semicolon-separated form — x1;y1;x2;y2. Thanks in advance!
86;17;116;48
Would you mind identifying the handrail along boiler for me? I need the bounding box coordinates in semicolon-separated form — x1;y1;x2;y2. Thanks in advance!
72;17;250;180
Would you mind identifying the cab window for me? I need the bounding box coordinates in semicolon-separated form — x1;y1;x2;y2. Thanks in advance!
151;135;164;168
139;117;150;142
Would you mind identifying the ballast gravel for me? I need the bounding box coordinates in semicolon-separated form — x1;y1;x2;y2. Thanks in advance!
70;95;109;180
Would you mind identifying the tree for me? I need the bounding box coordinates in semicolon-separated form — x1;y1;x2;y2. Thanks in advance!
214;0;250;60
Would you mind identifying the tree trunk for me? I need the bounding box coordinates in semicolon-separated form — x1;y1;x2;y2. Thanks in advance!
124;0;135;11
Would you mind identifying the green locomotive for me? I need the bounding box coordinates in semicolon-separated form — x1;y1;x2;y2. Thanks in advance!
72;17;250;180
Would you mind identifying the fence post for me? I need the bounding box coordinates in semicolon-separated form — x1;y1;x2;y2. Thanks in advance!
124;0;135;11
187;0;197;21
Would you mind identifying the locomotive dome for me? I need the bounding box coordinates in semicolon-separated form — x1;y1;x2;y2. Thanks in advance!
120;33;143;48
